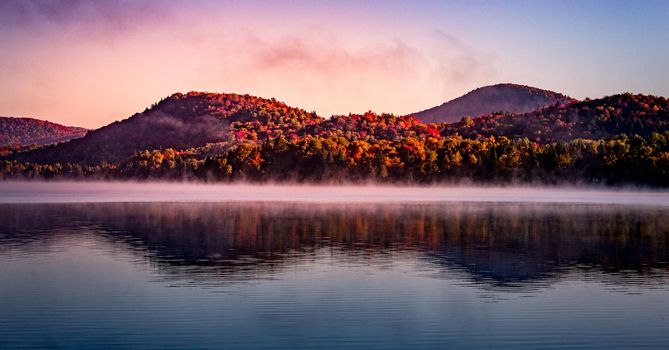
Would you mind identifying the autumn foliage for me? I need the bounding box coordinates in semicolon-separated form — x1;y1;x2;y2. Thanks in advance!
2;91;669;186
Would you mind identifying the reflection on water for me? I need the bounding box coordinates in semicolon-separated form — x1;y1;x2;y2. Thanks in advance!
3;202;667;287
1;202;669;349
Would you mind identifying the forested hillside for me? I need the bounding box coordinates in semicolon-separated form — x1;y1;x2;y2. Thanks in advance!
15;92;319;164
2;90;668;186
443;93;669;142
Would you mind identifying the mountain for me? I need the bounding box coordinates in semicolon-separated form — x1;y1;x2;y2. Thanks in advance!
411;83;574;123
11;89;669;166
17;92;319;164
0;116;87;147
442;93;669;142
4;89;669;186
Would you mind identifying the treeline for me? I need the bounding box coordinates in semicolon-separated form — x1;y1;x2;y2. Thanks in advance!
3;132;668;186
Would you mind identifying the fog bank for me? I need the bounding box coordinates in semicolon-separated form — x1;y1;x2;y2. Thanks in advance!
0;181;668;206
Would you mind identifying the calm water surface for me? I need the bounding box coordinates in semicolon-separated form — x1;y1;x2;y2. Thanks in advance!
1;185;669;349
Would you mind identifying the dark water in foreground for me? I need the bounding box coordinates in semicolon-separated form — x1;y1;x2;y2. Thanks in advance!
1;201;669;349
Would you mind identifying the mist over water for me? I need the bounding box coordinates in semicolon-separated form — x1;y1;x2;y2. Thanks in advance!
1;181;668;206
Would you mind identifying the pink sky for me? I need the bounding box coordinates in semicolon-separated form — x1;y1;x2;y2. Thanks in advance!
1;0;667;128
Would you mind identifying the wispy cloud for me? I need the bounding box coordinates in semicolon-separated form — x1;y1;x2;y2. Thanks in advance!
0;0;171;38
430;30;494;93
247;35;417;78
201;29;494;115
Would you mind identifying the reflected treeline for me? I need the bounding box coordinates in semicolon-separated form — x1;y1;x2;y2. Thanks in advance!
1;202;668;287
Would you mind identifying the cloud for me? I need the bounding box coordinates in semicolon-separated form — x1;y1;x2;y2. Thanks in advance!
196;32;426;115
230;29;493;90
0;0;171;38
198;29;494;115
430;30;495;92
246;35;418;78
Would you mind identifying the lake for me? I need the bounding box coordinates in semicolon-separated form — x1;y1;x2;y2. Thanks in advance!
1;183;668;349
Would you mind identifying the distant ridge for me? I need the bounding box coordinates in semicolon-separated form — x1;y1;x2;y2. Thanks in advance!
0;116;87;147
411;83;575;124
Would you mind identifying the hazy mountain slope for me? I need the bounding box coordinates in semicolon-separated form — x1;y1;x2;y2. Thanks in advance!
18;92;319;164
412;83;574;123
0;116;87;147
